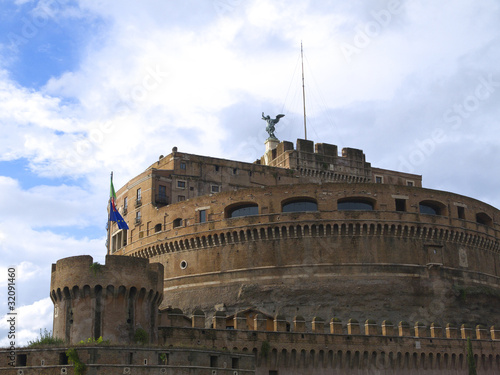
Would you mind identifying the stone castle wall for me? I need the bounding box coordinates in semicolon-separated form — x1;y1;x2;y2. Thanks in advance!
50;255;163;345
157;308;500;374
115;182;500;325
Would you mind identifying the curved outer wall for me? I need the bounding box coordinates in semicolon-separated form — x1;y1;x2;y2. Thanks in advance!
50;255;163;344
120;182;500;326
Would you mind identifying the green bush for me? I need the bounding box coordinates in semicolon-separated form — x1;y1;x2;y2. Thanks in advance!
66;348;87;375
134;328;149;344
27;329;65;347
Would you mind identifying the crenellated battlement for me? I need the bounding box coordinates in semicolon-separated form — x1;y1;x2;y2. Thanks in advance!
160;308;500;341
50;255;163;345
157;308;500;373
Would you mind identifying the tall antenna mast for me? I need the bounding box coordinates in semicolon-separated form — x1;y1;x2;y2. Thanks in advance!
301;41;307;140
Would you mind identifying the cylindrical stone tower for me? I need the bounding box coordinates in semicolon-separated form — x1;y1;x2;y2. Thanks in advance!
50;255;163;345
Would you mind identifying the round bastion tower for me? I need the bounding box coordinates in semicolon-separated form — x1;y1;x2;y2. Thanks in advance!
50;255;163;345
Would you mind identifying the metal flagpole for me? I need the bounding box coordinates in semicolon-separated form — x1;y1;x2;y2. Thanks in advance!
107;171;112;255
301;41;307;140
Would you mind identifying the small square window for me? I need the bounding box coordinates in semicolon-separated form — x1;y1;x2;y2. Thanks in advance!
407;180;414;186
177;181;186;189
211;185;220;193
180;162;186;170
178;195;185;202
395;199;406;212
375;176;383;184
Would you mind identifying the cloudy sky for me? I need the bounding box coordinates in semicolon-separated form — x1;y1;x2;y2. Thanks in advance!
1;0;499;346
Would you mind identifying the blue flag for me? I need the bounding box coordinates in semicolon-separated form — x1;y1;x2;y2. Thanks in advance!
109;174;129;230
109;200;129;230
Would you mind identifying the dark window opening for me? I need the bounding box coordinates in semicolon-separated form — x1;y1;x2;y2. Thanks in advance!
338;199;374;211
180;162;186;170
16;354;27;367
395;199;406;212
128;352;133;365
233;168;238;174
407;181;414;186
59;352;68;365
135;188;142;207
210;356;218;368
158;353;169;365
232;357;239;369
215;165;219;171
226;204;258;218
457;206;465;219
375;176;383;184
282;199;318;213
173;218;183;228
177;181;186;188
419;202;441;215
476;212;493;227
269;371;278;375
154;224;162;233
177;195;185;202
199;210;206;223
156;185;168;206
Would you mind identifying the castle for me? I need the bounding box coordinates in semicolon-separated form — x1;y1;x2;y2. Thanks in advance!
1;138;500;374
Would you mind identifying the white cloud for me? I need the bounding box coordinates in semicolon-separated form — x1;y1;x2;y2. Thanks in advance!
0;298;53;347
0;0;499;348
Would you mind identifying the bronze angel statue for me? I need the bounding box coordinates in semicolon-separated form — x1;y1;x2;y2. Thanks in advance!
262;112;285;139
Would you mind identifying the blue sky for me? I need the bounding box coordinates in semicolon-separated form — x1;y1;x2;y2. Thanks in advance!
1;0;500;346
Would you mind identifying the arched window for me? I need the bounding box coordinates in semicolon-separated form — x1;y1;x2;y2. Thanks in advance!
419;200;445;216
225;203;258;218
173;218;182;228
476;212;493;227
337;198;374;211
154;223;162;233
282;198;318;213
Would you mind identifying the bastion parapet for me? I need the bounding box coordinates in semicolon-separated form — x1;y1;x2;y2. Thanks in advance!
50;255;163;345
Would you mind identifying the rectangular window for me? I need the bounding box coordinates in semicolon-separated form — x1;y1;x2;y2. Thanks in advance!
128;352;133;365
215;165;219;172
457;206;465;219
16;354;27;367
199;210;206;223
178;195;185;202
137;188;141;200
177;181;186;189
231;357;239;369
180;162;186;170
211;185;220;193
395;199;406;212
210;356;218;368
135;211;141;225
159;185;166;197
232;168;238;175
124;197;128;209
59;352;68;365
375;175;383;184
158;353;169;365
407;180;414;186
